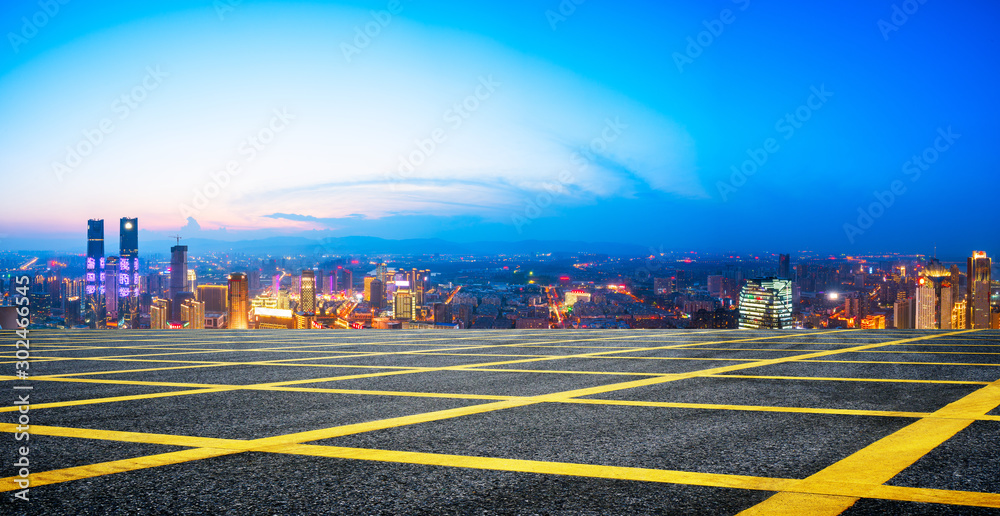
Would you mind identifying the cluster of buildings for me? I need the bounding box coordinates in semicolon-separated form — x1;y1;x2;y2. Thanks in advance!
722;252;995;330
0;221;996;332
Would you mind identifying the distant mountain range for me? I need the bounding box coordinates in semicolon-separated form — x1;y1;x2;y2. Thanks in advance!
149;236;651;257
4;235;651;257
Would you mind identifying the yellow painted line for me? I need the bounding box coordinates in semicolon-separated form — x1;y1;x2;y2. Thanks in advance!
263;443;797;491
263;445;1000;509
0;375;249;389
0;448;241;492
0;388;233;412
250;385;518;401
0;328;978;496
799;359;1000;367
560;398;930;419
708;374;990;386
860;350;1000;356
742;331;998;515
449;367;663;376
40;363;241;378
0;423;244;449
250;399;537;447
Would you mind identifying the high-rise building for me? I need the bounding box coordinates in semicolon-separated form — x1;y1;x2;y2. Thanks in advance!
377;262;388;284
415;269;428;307
150;298;170;330
104;255;119;325
394;289;413;320
950;264;961;304
197;285;228;313
341;269;353;295
653;277;674;295
118;217;139;328
227;273;249;329
940;281;954;329
85;219;105;327
778;254;791;280
915;277;937;329
363;276;377;303
247;269;262;295
967;251;992;329
738;278;793;329
299;270;316;313
186;270;198;293
169;245;188;321
64;296;82;327
894;298;914;329
370;278;385;309
315;269;325;295
952;300;967;330
707;275;724;298
181;298;205;329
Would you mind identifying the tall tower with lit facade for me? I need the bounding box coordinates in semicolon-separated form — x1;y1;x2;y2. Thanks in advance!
170;244;188;321
915;277;937;329
916;259;952;330
104;255;119;325
394;289;413;320
228;273;249;329
738;278;793;329
118;217;139;328
967;251;992;329
85;219;105;327
300;270;316;313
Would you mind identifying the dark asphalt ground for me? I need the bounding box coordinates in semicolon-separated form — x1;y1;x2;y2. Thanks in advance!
2;329;999;515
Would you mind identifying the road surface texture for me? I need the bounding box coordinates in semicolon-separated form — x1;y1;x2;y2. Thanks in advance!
3;329;1000;514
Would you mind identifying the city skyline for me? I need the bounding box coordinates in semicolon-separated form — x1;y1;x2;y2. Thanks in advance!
1;0;998;255
2;216;996;331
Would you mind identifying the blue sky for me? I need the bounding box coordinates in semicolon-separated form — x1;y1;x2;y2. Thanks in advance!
1;0;997;256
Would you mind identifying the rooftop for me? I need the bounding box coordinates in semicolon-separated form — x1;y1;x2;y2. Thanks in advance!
4;329;1000;514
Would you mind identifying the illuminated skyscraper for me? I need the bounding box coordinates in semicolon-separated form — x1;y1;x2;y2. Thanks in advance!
952;300;967;330
197;285;229;313
394;289;413;320
363;276;375;302
85;219;105;327
967;251;992;329
227;273;249;329
150;298;170;330
377;262;388;284
300;269;316;313
104;256;119;325
738;278;792;329
170;244;188;321
181;298;206;329
915;277;937;329
118;217;139;328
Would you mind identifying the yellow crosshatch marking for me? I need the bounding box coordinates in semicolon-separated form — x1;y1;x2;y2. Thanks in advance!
1;329;999;514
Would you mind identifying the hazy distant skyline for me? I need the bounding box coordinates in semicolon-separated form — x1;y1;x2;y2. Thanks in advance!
1;0;998;256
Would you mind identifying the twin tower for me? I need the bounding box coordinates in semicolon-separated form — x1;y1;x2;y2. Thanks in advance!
85;218;139;328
